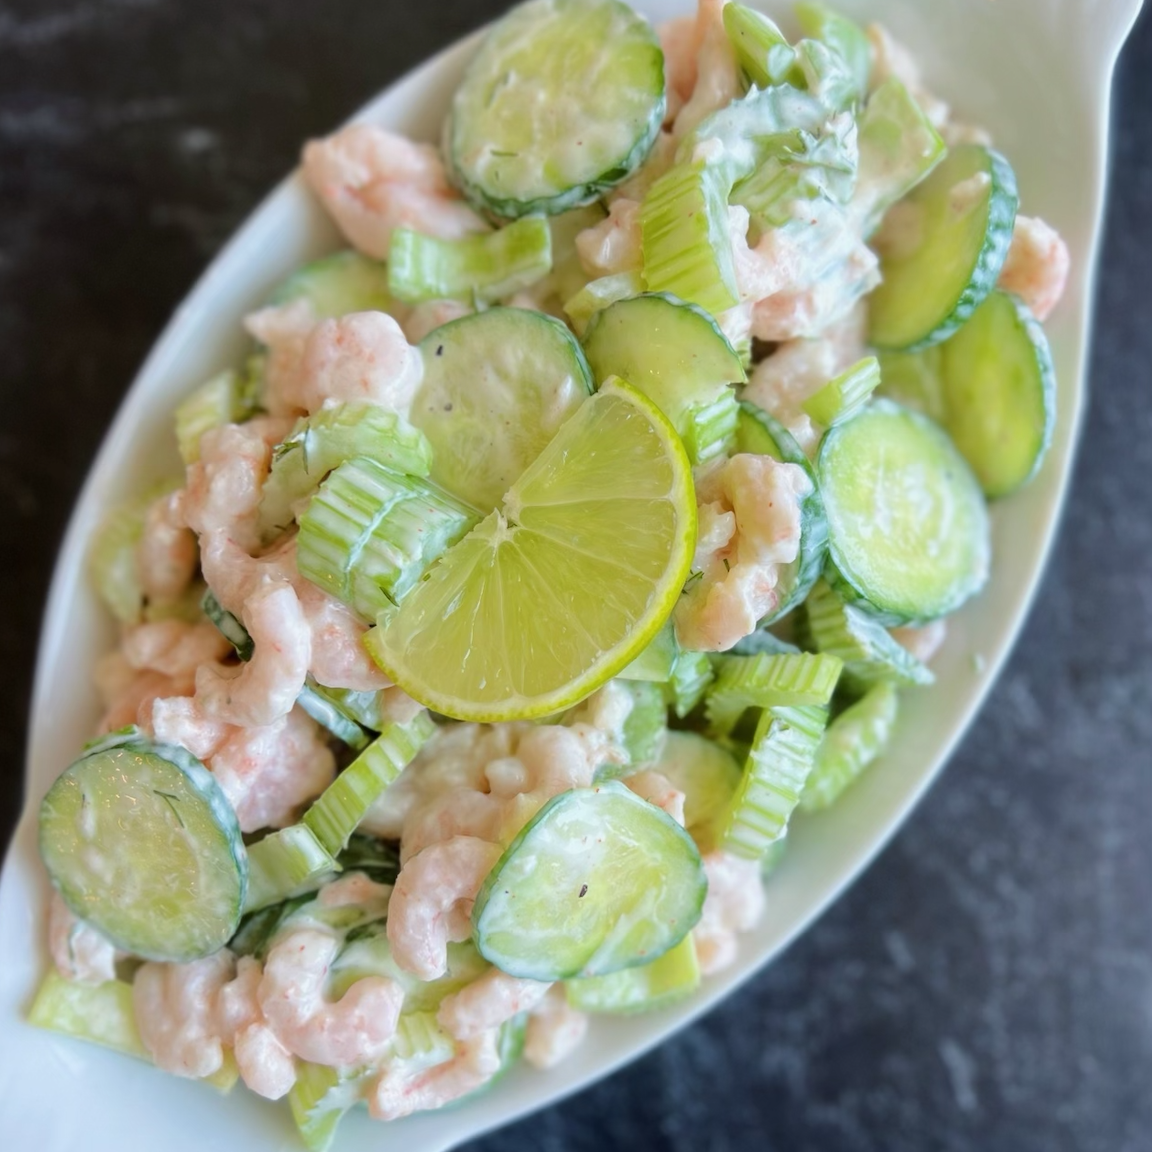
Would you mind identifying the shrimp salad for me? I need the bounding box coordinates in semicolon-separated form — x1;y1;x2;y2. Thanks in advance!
31;2;1068;1147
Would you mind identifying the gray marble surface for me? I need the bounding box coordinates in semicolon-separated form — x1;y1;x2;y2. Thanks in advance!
2;2;1150;1150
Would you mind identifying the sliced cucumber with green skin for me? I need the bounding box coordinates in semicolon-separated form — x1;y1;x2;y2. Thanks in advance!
663;649;715;719
655;730;742;853
818;400;990;624
876;345;947;421
39;730;247;961
259;403;433;544
729;628;801;658
801;680;899;810
202;588;255;661
869;144;1019;351
855;78;946;236
734;401;829;625
590;679;668;780
268;249;397;320
413;308;593;512
472;781;706;981
447;0;665;218
566;934;699;1013
583;293;745;464
938;290;1057;498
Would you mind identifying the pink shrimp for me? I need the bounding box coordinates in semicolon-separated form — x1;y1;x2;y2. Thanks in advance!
523;985;589;1070
625;770;688;826
47;892;117;986
574;198;643;278
301;124;487;260
675;454;811;652
672;0;742;139
658;16;699;126
437;969;551;1041
386;837;504;980
216;955;297;1100
120;619;232;681
257;927;403;1069
195;579;311;727
99;667;196;735
148;694;232;761
369;1030;503;1121
998;215;1070;321
137;489;197;606
208;706;335;833
891;619;948;665
694;851;766;975
401;298;473;344
244;299;316;418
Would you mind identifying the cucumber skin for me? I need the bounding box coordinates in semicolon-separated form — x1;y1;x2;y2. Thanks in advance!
446;0;666;219
870;146;1019;353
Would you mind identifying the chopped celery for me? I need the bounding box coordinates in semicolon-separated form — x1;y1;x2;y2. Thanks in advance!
705;652;842;736
202;588;254;660
244;824;338;914
28;971;147;1060
174;368;258;466
802;356;881;427
296;680;372;750
794;1;871;101
722;3;801;89
619;620;680;682
664;650;715;719
388;217;552;305
567;935;700;1013
563;270;644;335
656;730;742;852
289;1063;367;1152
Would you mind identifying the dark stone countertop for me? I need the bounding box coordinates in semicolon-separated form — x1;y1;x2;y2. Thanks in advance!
2;3;1150;1150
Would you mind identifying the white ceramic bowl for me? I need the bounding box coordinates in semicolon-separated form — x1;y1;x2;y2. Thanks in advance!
0;1;1142;1147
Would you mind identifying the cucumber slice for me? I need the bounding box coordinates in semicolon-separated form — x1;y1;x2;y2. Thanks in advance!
938;290;1057;498
269;249;396;320
817;400;990;624
39;730;247;961
801;580;933;691
201;588;255;661
472;781;706;981
722;3;801;89
734;402;829;624
705;651;842;737
388;217;552;305
583;293;745;464
259;403;433;543
656;730;742;852
855;78;946;236
584;680;667;777
297;456;479;621
566;934;699;1013
794;1;870;102
869;144;1019;351
801;680;899;810
719;704;828;858
663;649;714;719
413;308;593;512
447;0;665;218
729;628;801;658
876;345;947;422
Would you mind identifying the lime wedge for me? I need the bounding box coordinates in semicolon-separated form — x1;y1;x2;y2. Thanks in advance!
364;378;696;721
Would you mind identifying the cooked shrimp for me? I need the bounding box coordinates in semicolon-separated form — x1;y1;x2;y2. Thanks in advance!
209;706;335;833
121;619;232;680
523;985;589;1070
295;574;392;692
316;871;393;910
137;489;197;606
301;124;487;260
399;787;506;865
259;927;403;1068
694;851;765;975
296;311;423;416
184;417;295;550
133;951;235;1079
437;970;551;1040
998;215;1070;321
195;579;311;727
244;299;316;418
891;619;948;665
675;454;811;652
575;198;643;278
148;694;232;761
402;298;473;345
48;892;117;986
386;837;504;980
98;668;193;735
624;771;687;826
215;955;298;1099
658;16;699;126
369;1029;503;1121
673;0;742;139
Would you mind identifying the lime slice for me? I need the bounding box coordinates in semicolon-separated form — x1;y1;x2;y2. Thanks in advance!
364;377;696;721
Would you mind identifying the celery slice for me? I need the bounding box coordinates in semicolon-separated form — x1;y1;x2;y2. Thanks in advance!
244;824;338;914
295;680;372;750
705;652;842;736
802;356;881;428
563;270;644;335
720;704;828;858
794;1;871;101
289;1063;366;1152
297;456;478;621
388;217;552;305
722;3;801;89
269;249;395;319
566;935;700;1013
802;681;899;810
174;368;259;466
640;160;739;316
303;710;436;856
202;588;254;661
28;971;147;1060
664;649;715;719
619;620;679;683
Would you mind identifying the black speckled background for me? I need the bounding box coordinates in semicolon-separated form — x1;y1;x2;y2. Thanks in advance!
3;3;1151;1149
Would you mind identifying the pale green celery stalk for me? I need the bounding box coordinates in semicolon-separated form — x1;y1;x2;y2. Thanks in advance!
244;825;338;914
705;652;843;736
802;356;880;427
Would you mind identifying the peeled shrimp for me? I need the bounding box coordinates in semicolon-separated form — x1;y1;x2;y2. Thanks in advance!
195;579;311;727
369;1029;503;1121
437;970;551;1041
523;985;589;1070
216;954;297;1100
672;0;742;139
624;771;688;826
998;215;1070;322
244;299;316;419
121;619;232;681
891;619;948;665
675;454;811;652
301;124;487;260
658;16;699;126
132;951;235;1079
148;694;232;761
575;198;643;278
137;489;197;606
694;851;766;975
258;927;404;1068
386;837;504;980
402;299;473;344
47;892;117;986
98;667;191;734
